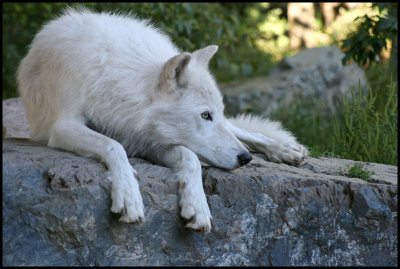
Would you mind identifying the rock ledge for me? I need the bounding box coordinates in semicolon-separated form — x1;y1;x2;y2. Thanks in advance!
2;138;397;266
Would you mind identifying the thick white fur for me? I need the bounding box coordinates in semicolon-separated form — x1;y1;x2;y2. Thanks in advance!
17;7;307;233
227;115;308;165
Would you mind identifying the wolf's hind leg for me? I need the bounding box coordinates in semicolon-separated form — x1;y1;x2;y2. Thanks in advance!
227;114;308;166
148;145;212;233
48;119;144;223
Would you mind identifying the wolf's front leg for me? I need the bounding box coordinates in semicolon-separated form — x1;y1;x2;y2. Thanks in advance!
227;115;308;166
151;145;212;233
48;119;144;223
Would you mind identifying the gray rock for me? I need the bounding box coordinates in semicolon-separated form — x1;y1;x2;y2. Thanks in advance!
3;138;397;266
221;46;368;116
2;97;30;138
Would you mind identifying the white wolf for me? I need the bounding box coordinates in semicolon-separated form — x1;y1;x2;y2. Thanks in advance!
17;8;307;233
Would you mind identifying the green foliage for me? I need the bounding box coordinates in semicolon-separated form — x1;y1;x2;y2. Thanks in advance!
255;7;291;60
338;163;373;181
2;2;273;99
341;3;398;66
329;74;398;165
323;4;378;47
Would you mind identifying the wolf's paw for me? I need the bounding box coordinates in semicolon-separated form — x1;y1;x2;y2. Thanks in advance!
110;167;145;223
280;142;308;165
179;192;212;233
262;141;308;166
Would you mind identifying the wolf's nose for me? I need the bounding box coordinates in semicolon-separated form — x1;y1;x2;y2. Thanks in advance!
237;152;252;166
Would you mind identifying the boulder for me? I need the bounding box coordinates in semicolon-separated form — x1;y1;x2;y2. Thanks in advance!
3;138;397;266
221;46;368;116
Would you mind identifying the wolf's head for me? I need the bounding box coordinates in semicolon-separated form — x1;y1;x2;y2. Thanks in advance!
155;45;251;170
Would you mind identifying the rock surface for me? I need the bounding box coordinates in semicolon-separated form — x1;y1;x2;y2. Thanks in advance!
221;46;368;116
3;138;397;266
2;97;30;138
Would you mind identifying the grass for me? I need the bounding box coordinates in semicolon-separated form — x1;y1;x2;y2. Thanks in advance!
337;162;373;181
307;147;341;159
329;75;397;165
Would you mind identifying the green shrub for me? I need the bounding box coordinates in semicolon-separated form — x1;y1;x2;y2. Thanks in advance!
341;3;398;66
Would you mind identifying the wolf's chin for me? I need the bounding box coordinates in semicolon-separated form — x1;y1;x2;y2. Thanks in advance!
197;154;239;171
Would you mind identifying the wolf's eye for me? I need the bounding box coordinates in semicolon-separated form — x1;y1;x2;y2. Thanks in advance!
201;111;212;121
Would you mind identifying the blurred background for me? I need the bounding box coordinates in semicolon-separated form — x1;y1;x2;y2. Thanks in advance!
2;2;398;166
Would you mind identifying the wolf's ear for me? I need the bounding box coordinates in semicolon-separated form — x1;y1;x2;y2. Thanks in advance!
192;45;218;67
159;52;191;93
